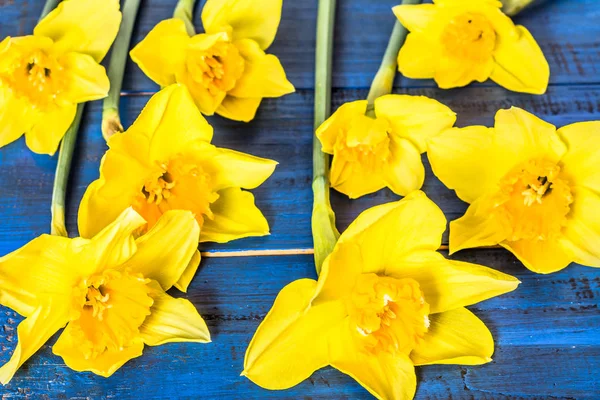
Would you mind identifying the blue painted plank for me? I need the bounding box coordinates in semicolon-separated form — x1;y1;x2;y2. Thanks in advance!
2;84;600;254
0;0;599;91
0;253;598;398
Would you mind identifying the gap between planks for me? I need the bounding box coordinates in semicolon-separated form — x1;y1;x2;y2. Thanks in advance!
200;245;503;258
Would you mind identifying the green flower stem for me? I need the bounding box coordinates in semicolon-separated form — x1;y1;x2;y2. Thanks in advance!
501;0;548;16
174;0;197;36
51;104;84;236
366;0;422;117
101;0;142;141
312;0;339;274
40;0;60;20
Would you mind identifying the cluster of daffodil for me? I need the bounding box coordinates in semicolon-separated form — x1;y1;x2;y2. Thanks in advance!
244;1;600;399
0;0;289;384
0;0;598;398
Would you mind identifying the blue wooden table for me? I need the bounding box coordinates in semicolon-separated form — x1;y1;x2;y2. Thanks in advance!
1;0;599;398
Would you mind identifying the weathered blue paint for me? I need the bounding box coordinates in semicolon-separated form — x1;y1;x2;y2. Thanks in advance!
0;0;599;398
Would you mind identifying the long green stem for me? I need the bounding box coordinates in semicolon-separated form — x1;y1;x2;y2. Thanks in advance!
366;0;422;116
312;0;339;274
174;0;197;36
40;0;60;20
102;0;142;141
51;105;84;236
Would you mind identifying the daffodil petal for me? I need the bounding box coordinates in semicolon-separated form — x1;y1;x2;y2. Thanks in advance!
121;210;200;291
215;95;262;122
86;207;146;273
435;55;494;88
494;107;566;163
53;323;144;378
393;4;440;33
316;100;368;153
129;85;214;162
206;147;277;191
140;283;210;346
560;186;600;268
228;39;294;98
381;138;424;196
200;187;269;243
243;279;346;389
428;126;507;203
77;146;147;239
490;26;549;95
449;195;512;253
130;19;190;87
0;235;76;317
339;191;446;274
0;301;68;384
397;33;439;79
34;0;121;62
330;321;417;400
410;307;494;366
0;88;37;149
375;95;456;153
330;155;386;199
388;251;519;313
202;0;283;50
558;121;600;191
59;52;109;103
314;242;362;302
501;238;572;274
24;104;76;155
174;250;201;292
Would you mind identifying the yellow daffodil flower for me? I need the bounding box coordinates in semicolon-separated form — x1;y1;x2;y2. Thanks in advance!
0;0;121;155
316;95;456;199
428;107;600;274
130;0;294;122
394;0;549;94
78;84;276;288
0;208;210;384
244;191;519;399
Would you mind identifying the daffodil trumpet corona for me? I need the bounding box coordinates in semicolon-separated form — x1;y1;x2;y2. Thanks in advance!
0;208;210;384
102;0;143;141
0;0;121;154
394;0;549;94
131;0;295;122
428;107;600;274
244;191;519;400
78;84;277;290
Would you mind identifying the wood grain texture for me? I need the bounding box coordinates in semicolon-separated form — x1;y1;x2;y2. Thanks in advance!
0;0;599;398
0;252;598;399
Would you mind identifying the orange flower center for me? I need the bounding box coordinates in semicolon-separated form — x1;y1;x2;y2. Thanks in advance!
496;159;573;241
134;158;219;230
71;269;153;359
334;116;391;170
0;42;64;109
441;13;496;61
186;38;245;96
348;274;430;354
